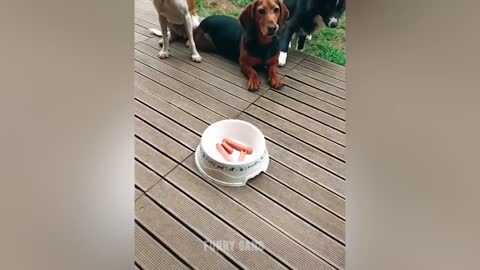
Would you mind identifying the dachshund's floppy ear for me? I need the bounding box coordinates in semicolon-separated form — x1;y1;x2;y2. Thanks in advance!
239;1;256;30
278;0;289;32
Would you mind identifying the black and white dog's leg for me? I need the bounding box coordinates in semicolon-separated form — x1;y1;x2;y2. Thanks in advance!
297;34;307;50
279;27;294;67
158;15;170;59
184;14;202;62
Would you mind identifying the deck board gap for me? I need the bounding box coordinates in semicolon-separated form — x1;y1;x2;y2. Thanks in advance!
140;193;246;270
135;220;195;270
134;84;212;127
134;50;243;114
151;175;295;270
286;74;346;98
134;70;228;120
247;183;345;245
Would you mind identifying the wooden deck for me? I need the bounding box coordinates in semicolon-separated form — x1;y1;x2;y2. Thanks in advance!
134;1;346;269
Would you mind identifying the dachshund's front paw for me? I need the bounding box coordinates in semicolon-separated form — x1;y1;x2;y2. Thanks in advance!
247;78;260;91
269;76;283;89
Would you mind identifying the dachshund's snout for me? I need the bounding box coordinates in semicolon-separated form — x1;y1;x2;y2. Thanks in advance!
267;24;278;36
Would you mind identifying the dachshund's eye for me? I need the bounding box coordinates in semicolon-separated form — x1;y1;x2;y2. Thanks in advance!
273;7;280;13
258;8;265;15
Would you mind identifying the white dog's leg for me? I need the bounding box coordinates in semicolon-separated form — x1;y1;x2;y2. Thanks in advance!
184;14;201;62
149;28;171;46
158;16;170;59
278;51;288;67
191;15;200;29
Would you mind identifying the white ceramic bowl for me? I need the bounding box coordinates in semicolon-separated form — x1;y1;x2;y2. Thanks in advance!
195;119;269;186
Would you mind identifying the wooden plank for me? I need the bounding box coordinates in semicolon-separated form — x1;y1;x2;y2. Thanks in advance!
282;76;346;109
135;187;143;200
255;95;345;134
166;165;336;270
267;141;345;197
135;24;154;37
248;172;345;241
304;54;346;73
135;138;177;180
134;86;208;135
147;180;287;269
282;53;303;64
141;38;270;96
136;196;238;270
134;15;158;29
238;113;345;171
266;160;345;219
255;95;346;136
135;159;170;191
135;224;189;270
134;61;233;120
135;117;192;163
287;69;346;99
294;65;346;89
288;50;308;61
135;17;159;29
134;73;224;124
136;42;256;105
299;60;346;81
135;99;200;150
135;32;149;43
135;51;241;117
273;85;345;119
134;8;158;26
246;101;345;147
182;157;345;269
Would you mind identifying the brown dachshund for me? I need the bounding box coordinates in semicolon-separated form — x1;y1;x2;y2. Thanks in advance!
193;0;289;91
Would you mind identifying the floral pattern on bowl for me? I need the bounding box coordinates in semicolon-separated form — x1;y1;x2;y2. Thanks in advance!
200;150;267;174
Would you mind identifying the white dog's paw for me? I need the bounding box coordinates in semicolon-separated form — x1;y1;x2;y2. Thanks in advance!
158;50;169;59
185;40;190;48
191;53;202;63
306;34;313;41
278;51;287;67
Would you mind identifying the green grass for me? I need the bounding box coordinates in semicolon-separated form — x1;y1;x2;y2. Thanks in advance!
196;0;346;66
195;0;208;17
231;0;251;7
304;15;346;66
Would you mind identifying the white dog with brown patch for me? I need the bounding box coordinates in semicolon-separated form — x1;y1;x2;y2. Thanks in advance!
149;0;202;62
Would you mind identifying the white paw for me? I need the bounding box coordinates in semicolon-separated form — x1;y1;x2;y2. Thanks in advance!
158;50;169;59
191;53;202;63
306;34;312;41
186;40;190;48
278;51;287;67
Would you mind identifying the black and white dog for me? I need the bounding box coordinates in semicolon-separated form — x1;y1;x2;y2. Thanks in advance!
278;0;345;66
